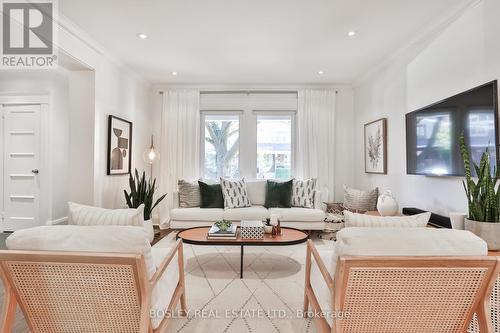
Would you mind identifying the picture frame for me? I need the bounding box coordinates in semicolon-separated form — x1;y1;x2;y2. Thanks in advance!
364;118;387;174
107;115;133;175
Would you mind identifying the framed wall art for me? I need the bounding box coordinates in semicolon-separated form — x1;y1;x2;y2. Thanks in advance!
364;118;387;174
107;115;133;175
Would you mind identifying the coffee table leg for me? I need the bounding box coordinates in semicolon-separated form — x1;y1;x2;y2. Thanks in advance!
240;245;244;279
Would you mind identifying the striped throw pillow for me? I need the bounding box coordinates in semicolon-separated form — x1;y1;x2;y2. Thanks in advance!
178;180;201;208
343;185;378;213
68;202;144;227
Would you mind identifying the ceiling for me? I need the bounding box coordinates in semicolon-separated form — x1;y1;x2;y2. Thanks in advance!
59;0;473;85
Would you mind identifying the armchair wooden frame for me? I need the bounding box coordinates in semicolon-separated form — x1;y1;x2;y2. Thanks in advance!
0;239;186;333
304;240;500;333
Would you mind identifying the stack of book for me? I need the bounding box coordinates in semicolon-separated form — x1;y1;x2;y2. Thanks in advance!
207;224;238;240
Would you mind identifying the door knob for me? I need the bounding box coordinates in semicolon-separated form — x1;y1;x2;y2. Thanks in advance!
31;169;39;174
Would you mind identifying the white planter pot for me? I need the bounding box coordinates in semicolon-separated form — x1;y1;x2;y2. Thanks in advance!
376;190;399;216
465;218;500;251
144;219;155;243
449;212;466;230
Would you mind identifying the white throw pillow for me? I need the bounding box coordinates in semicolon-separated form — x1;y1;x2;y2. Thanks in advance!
292;178;317;208
343;210;431;228
220;178;251;209
68;202;144;227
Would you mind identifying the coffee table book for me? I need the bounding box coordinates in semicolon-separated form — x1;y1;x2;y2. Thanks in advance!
207;224;238;240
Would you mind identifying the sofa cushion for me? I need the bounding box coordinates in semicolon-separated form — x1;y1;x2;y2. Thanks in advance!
343;185;378;212
343;211;431;228
68;202;144;227
331;227;488;274
198;181;224;208
178;180;200;208
6;225;157;278
265;179;293;208
246;180;267;206
223;206;269;221
269;207;325;222
310;248;334;326
150;246;179;329
220;178;251;209
170;207;224;221
292;178;317;208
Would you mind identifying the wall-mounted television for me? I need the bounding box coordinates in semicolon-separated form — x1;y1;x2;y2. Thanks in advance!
406;80;498;176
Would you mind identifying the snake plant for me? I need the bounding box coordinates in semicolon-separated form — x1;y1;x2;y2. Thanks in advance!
124;169;167;220
460;134;500;222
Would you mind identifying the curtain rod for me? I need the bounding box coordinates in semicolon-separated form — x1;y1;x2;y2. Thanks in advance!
158;90;338;94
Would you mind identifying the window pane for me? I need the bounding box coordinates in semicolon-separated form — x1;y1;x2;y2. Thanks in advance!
203;114;239;179
257;115;292;179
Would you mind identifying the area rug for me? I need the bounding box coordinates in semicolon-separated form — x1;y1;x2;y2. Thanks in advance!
155;232;335;333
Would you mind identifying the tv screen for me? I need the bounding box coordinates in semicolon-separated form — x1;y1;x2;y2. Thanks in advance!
406;81;498;176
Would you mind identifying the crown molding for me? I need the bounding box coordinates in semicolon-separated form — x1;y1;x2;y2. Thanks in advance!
54;14;151;86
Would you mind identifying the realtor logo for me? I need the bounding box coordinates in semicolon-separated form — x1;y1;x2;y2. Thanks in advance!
1;0;57;68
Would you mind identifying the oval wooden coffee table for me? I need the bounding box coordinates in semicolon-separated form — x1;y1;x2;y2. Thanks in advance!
177;226;308;278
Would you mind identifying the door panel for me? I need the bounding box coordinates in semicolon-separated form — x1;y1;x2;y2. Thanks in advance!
2;104;40;231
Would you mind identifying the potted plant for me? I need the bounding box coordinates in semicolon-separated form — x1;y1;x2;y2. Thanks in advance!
460;134;500;250
124;169;167;242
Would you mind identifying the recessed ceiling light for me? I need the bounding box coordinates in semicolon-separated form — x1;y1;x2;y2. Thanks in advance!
347;30;357;37
171;71;178;76
318;70;325;75
137;33;148;39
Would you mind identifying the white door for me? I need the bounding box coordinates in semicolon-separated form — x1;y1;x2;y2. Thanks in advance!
1;104;41;231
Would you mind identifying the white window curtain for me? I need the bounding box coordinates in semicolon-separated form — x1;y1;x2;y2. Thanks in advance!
295;89;336;201
158;89;200;224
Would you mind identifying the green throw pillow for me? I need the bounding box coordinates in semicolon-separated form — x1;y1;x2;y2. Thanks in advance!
265;180;293;208
198;181;224;208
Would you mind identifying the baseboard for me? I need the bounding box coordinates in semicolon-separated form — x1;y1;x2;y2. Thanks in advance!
46;216;68;225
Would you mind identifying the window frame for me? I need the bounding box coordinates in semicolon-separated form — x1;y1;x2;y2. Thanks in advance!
254;111;296;180
199;92;297;180
200;110;242;180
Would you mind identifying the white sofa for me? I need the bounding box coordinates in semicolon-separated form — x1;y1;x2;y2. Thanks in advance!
169;179;326;230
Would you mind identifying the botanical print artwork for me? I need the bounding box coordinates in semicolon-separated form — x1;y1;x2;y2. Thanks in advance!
368;127;382;168
364;118;387;174
107;116;133;175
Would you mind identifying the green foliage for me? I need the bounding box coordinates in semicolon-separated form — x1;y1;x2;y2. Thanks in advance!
214;219;232;232
124;169;167;220
460;134;500;223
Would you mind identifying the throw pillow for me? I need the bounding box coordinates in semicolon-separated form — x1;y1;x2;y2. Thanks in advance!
220;178;252;209
265;179;293;208
198;181;224;208
178;180;201;208
343;210;431;228
343;185;378;212
68;202;144;227
292;178;317;208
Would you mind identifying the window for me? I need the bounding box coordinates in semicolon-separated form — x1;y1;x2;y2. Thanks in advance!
202;114;240;179
200;92;297;180
256;115;292;179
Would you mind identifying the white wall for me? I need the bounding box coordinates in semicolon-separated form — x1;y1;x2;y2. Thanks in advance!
55;18;153;210
353;0;500;215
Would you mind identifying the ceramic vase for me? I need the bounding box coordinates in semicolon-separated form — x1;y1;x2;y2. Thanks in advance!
376;190;399;216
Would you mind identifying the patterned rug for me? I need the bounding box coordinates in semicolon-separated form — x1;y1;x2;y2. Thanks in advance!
155;232;335;333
